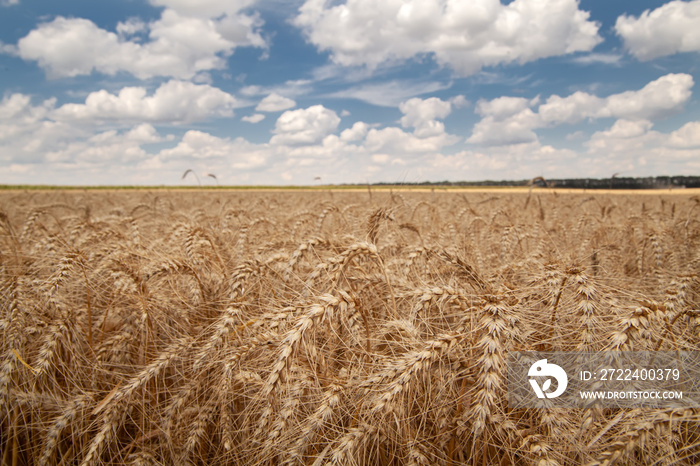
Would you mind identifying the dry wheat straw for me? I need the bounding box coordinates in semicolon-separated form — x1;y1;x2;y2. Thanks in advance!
1;190;699;465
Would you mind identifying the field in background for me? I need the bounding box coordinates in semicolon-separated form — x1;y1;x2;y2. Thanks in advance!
3;184;700;194
1;189;699;465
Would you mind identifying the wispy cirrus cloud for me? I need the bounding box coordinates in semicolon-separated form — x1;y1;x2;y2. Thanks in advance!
324;79;452;107
570;52;623;66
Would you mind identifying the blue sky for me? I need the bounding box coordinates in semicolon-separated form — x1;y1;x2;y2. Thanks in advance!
1;0;699;185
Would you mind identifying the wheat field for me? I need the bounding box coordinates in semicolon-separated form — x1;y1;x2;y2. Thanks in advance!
1;188;699;465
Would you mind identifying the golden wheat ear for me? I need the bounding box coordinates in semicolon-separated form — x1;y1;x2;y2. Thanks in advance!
2;189;699;465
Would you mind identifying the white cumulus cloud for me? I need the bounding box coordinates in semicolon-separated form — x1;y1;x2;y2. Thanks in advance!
469;73;694;146
365;96;460;153
475;96;539;119
340;122;369;142
158;130;270;168
399;97;455;138
669;121;700;148
116;18;147;38
588;119;654;142
0;93;73;158
53;80;240;123
400;97;451;128
293;0;602;75
242;113;265;123
15;8;265;79
364;126;458;154
616;0;700;60
584;119;700;175
468;96;540;145
45;124;165;164
0;93;54;124
149;0;256;18
540;73;694;123
256;93;296;112
537;92;603;125
271;105;341;145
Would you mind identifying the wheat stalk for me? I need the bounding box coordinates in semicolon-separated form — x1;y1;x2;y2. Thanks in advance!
1;189;699;465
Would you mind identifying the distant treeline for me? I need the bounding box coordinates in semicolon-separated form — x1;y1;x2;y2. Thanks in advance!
368;176;700;189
